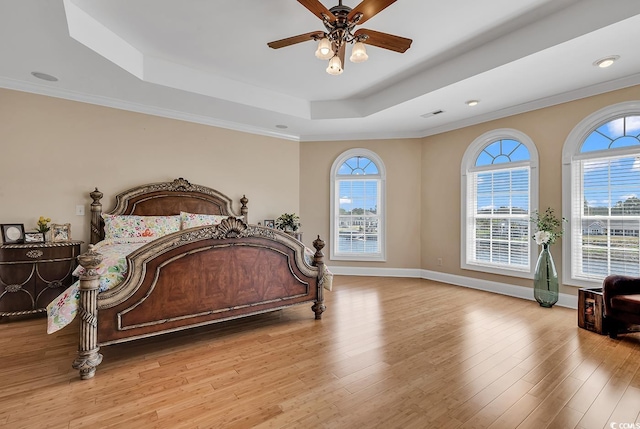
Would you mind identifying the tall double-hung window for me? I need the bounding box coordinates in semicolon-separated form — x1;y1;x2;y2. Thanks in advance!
563;103;640;286
330;149;385;261
461;130;539;277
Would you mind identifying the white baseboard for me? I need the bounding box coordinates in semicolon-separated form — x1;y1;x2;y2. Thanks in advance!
328;266;422;278
328;266;578;309
421;269;578;309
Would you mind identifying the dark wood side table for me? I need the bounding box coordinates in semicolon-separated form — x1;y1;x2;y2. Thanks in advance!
0;240;82;317
578;287;607;334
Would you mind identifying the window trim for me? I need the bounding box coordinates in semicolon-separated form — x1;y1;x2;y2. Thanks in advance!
562;101;640;288
460;128;539;278
330;148;386;262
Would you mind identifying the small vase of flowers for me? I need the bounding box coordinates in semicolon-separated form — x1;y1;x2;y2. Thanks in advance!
36;216;52;241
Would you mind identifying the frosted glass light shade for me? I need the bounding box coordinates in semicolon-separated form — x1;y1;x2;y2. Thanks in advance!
326;55;343;75
315;38;333;60
350;42;368;63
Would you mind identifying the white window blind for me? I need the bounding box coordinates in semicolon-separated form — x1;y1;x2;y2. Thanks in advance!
571;153;640;280
467;166;531;271
336;179;381;255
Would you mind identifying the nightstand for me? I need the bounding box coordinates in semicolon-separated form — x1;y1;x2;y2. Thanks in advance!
0;241;82;317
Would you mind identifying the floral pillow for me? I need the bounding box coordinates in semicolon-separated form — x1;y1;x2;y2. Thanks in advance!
102;214;181;239
180;212;229;229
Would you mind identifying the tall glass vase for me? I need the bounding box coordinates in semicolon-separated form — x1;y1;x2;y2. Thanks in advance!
534;244;558;307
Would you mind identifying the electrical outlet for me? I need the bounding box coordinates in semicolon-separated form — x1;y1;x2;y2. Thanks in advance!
76;205;85;216
437;258;443;266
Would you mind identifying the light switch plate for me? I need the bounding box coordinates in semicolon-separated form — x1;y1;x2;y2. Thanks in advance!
76;205;85;216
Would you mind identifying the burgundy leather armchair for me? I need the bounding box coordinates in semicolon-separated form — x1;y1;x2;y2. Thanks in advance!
602;275;640;338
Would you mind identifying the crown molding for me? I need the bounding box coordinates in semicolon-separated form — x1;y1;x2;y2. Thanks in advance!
2;72;640;144
0;76;300;142
419;73;640;139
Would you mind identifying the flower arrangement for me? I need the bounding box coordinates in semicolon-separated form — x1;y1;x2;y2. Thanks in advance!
275;213;301;232
530;207;566;245
36;216;51;233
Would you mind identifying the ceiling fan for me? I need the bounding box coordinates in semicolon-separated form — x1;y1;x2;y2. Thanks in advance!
267;0;412;75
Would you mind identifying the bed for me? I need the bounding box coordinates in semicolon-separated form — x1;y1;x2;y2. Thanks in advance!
54;178;328;380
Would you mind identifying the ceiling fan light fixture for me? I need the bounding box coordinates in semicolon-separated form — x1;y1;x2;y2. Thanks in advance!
315;37;333;60
326;55;343;75
349;41;368;63
267;0;412;76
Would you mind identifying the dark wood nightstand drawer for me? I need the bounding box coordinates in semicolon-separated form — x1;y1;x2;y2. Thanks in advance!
0;244;78;262
0;241;82;316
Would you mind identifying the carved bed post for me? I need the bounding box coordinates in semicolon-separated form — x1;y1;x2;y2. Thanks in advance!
72;245;104;380
240;195;249;223
311;235;326;320
89;188;104;245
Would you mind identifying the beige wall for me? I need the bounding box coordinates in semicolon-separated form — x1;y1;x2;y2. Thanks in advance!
4;84;639;294
0;88;300;247
299;139;422;268
421;84;640;296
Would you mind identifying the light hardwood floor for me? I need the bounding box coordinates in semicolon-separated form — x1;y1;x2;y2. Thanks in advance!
1;276;639;429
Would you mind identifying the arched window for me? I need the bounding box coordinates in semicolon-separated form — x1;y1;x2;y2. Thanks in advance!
330;148;386;261
461;129;539;277
562;102;640;287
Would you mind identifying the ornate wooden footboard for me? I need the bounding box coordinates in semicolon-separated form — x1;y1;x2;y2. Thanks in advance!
71;179;326;379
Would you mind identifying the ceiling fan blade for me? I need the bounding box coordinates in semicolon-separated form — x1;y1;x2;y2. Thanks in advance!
354;28;412;53
347;0;397;25
268;31;325;49
297;0;336;22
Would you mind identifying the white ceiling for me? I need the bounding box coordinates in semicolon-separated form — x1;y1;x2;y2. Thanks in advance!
2;0;640;142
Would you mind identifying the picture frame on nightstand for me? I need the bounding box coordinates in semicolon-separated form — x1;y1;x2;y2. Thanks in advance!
24;231;46;243
51;223;71;242
1;223;25;244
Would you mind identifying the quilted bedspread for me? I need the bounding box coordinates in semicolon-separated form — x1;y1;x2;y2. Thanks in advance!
46;240;147;333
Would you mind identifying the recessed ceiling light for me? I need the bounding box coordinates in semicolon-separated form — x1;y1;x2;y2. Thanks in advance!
31;71;58;82
466;100;479;106
594;56;619;68
275;124;288;129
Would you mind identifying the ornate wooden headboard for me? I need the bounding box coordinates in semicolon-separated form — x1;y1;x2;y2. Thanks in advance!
89;178;248;244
